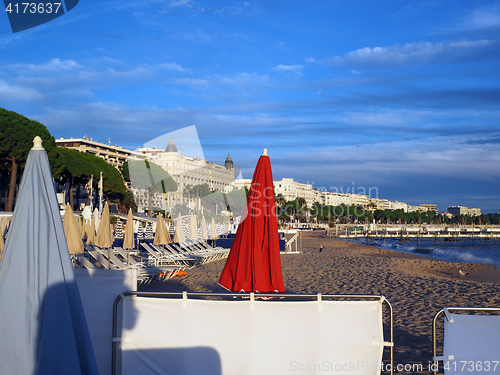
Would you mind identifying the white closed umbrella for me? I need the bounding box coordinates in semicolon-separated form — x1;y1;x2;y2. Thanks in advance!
123;208;135;250
210;217;218;240
173;214;185;243
201;215;208;240
0;136;99;374
95;201;112;248
62;204;84;254
189;213;198;241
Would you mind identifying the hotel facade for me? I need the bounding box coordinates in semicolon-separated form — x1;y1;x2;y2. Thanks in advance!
231;177;439;214
56;136;444;216
131;137;235;212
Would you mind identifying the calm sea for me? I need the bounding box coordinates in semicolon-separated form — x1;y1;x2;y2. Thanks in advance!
345;238;500;268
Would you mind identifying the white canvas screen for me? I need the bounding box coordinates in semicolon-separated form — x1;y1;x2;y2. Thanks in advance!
444;313;500;374
119;297;385;375
75;269;137;375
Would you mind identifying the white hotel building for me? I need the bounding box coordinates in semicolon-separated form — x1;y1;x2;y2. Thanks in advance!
231;177;437;213
132;137;235;211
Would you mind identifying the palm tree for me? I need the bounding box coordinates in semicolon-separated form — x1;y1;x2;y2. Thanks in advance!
275;194;286;208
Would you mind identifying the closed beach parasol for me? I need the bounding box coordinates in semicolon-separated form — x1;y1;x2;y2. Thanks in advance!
82;205;92;222
145;223;154;239
0;232;4;259
219;149;285;293
123;208;135;249
81;206;92;243
189;213;198;241
114;219;123;239
63;203;84;254
79;216;85;239
201;215;208;240
154;214;172;245
95;201;112;248
86;219;96;246
210;217;218;240
0;137;98;374
93;208;100;235
173;214;185;243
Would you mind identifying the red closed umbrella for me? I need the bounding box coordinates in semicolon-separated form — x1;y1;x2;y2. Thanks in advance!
219;149;285;293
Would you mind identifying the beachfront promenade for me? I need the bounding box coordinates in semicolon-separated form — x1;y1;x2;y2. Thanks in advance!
331;224;500;244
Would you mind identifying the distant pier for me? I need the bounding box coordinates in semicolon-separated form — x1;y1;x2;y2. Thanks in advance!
328;224;500;245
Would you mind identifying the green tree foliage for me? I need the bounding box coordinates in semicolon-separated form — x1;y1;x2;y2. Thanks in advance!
121;160;131;183
57;148;127;209
0;108;60;211
56;148;89;209
92;156;127;202
275;194;286;208
119;190;137;212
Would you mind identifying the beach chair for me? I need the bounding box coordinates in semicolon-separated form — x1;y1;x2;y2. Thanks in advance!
152;243;202;267
73;253;98;270
173;240;229;263
113;247;155;269
432;307;500;375
165;242;220;265
105;249;133;270
87;246;113;270
88;245;134;271
141;242;198;267
114;246;185;281
112;293;394;375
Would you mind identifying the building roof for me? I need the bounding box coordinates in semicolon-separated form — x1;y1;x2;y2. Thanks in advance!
225;152;234;169
165;136;178;153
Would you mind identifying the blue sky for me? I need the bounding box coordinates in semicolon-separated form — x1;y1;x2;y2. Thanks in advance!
1;1;500;212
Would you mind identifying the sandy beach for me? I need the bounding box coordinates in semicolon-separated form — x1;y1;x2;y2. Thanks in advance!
144;230;500;374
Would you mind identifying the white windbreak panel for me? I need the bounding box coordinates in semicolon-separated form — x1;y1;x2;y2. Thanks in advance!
120;297;384;375
444;313;500;374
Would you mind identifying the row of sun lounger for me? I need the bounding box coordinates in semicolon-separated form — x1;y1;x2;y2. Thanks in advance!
72;245;184;288
72;240;229;288
140;241;229;268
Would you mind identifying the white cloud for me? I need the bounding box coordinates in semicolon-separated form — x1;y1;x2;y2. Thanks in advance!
157;62;188;71
217;2;255;16
448;39;494;48
325;39;496;67
461;5;500;30
168;0;192;8
172;77;210;86
0;79;43;101
274;138;500;190
15;58;83;71
76;67;154;81
272;64;304;73
218;72;269;84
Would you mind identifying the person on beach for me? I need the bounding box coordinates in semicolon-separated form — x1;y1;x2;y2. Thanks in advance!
319;245;323;252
